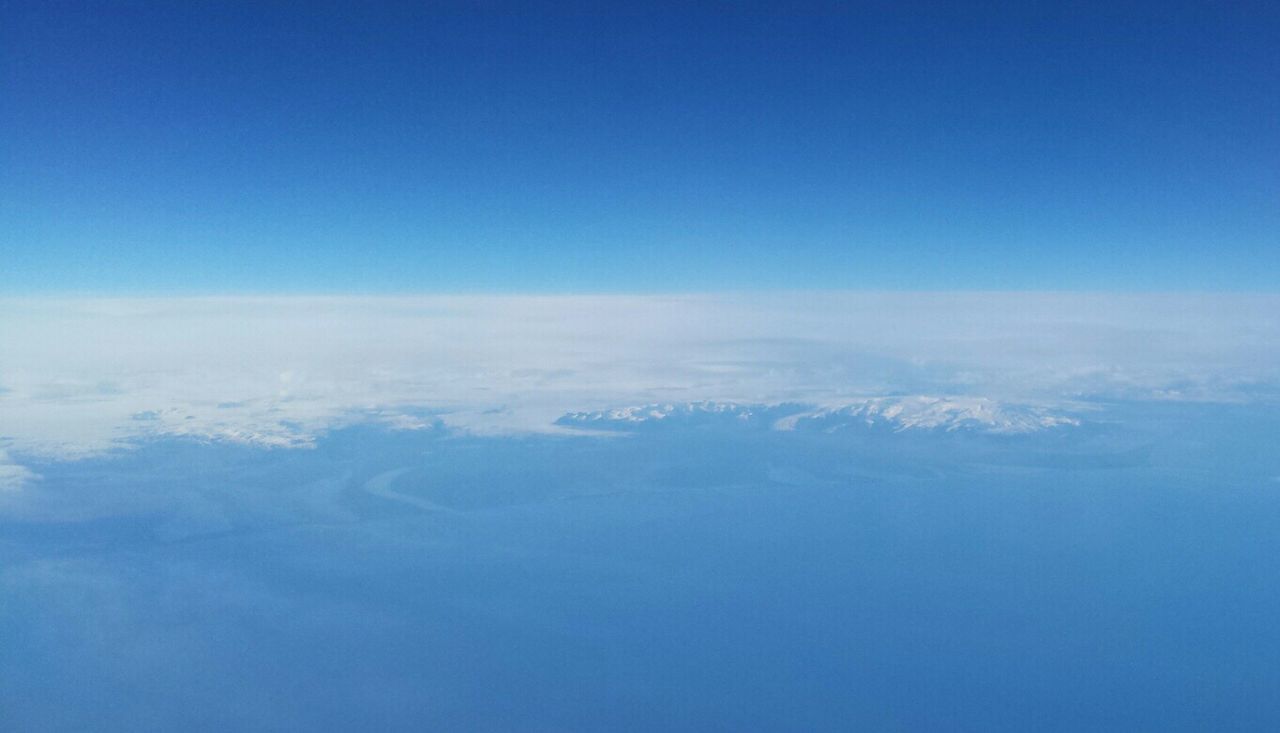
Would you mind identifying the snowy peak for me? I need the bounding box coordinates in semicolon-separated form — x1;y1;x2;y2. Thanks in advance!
558;397;1078;435
556;402;789;430
775;396;1079;435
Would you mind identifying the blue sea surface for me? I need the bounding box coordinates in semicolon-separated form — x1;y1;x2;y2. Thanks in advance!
2;402;1278;731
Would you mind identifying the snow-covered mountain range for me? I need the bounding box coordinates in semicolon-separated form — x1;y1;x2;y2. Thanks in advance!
558;396;1079;435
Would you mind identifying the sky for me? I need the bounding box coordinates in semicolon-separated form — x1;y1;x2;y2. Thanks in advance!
3;1;1278;294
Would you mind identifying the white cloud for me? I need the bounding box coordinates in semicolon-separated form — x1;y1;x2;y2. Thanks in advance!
0;294;1276;458
0;449;38;491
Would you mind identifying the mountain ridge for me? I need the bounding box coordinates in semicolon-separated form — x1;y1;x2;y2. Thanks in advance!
557;396;1080;435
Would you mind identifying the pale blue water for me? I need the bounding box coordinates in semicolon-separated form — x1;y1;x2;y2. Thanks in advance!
2;402;1278;731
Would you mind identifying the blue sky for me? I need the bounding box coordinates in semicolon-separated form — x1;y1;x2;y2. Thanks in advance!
2;2;1277;293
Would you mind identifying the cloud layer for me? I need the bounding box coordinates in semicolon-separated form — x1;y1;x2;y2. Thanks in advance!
1;294;1276;478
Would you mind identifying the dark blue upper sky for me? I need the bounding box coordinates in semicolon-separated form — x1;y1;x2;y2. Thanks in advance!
2;1;1277;293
